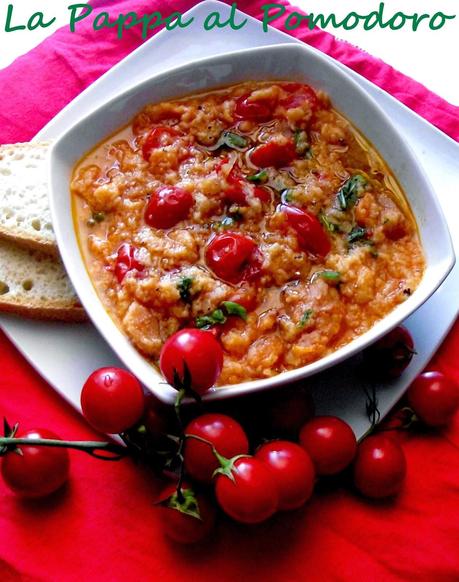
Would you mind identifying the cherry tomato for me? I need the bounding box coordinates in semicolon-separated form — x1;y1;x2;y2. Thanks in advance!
280;84;319;112
144;186;194;229
255;441;315;510
279;204;331;258
205;232;263;284
184;414;249;483
363;326;415;378
220;163;270;206
158;482;216;544
81;367;145;434
142;126;180;160
159;329;223;394
252;186;271;203
250;140;296;168
1;429;69;498
215;457;279;524
407;371;459;427
299;416;357;476
234;93;274;121
353;435;406;499
114;243;144;283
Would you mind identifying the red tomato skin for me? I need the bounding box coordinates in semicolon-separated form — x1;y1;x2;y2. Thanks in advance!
1;429;69;498
234;93;274;121
279;204;331;258
407;371;459;427
142;126;180;160
144;186;193;229
205;232;263;284
364;325;415;378
299;416;357;476
159;329;223;394
280;84;319;112
158;483;216;544
353;436;406;499
114;243;144;283
184;414;249;483
215;457;279;524
81;367;145;434
250;140;296;168
220;163;270;206
255;441;315;510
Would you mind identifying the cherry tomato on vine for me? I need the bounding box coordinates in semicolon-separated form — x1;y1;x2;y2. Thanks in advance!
142;126;180;160
144;186;194;229
1;429;69;498
363;326;415;378
353;435;406;499
215;456;279;524
250;140;296;168
299;416;357;476
81;367;145;434
114;243;144;283
159;329;223;394
278;204;331;258
158;482;216;544
234;92;274;121
255;440;315;510
205;232;263;284
407;371;459;427
184;414;249;483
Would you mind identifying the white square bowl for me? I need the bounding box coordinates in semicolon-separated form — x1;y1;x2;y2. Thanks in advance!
48;43;455;404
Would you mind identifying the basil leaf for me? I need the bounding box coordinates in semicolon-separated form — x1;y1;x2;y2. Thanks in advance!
347;226;367;243
195;308;227;329
222;301;247;321
92;211;105;223
269;171;296;192
207;131;248;152
247;170;268;184
336;175;367;211
195;301;248;329
297;309;313;329
214;211;243;231
281;188;294;203
294;130;311;157
319;211;339;233
311;270;341;284
177;276;193;302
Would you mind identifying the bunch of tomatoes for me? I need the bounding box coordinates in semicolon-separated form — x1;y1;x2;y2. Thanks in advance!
1;326;458;545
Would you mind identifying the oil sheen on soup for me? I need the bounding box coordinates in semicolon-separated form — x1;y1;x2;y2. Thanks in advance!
71;81;425;386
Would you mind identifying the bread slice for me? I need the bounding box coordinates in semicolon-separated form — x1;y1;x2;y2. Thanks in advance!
0;141;58;256
0;239;86;322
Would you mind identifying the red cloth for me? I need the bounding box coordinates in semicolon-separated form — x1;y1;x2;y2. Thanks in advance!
1;2;458;581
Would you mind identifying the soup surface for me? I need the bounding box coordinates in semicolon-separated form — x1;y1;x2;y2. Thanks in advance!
71;81;424;385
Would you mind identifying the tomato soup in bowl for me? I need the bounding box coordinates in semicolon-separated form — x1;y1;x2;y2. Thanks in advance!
48;45;454;402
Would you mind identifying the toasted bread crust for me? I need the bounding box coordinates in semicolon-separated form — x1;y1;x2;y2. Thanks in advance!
0;299;87;322
0;225;58;257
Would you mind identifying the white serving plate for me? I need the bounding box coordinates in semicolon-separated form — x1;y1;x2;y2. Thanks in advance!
1;1;458;438
48;42;453;404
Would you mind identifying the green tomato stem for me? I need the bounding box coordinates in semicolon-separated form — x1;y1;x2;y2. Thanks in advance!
0;437;126;460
